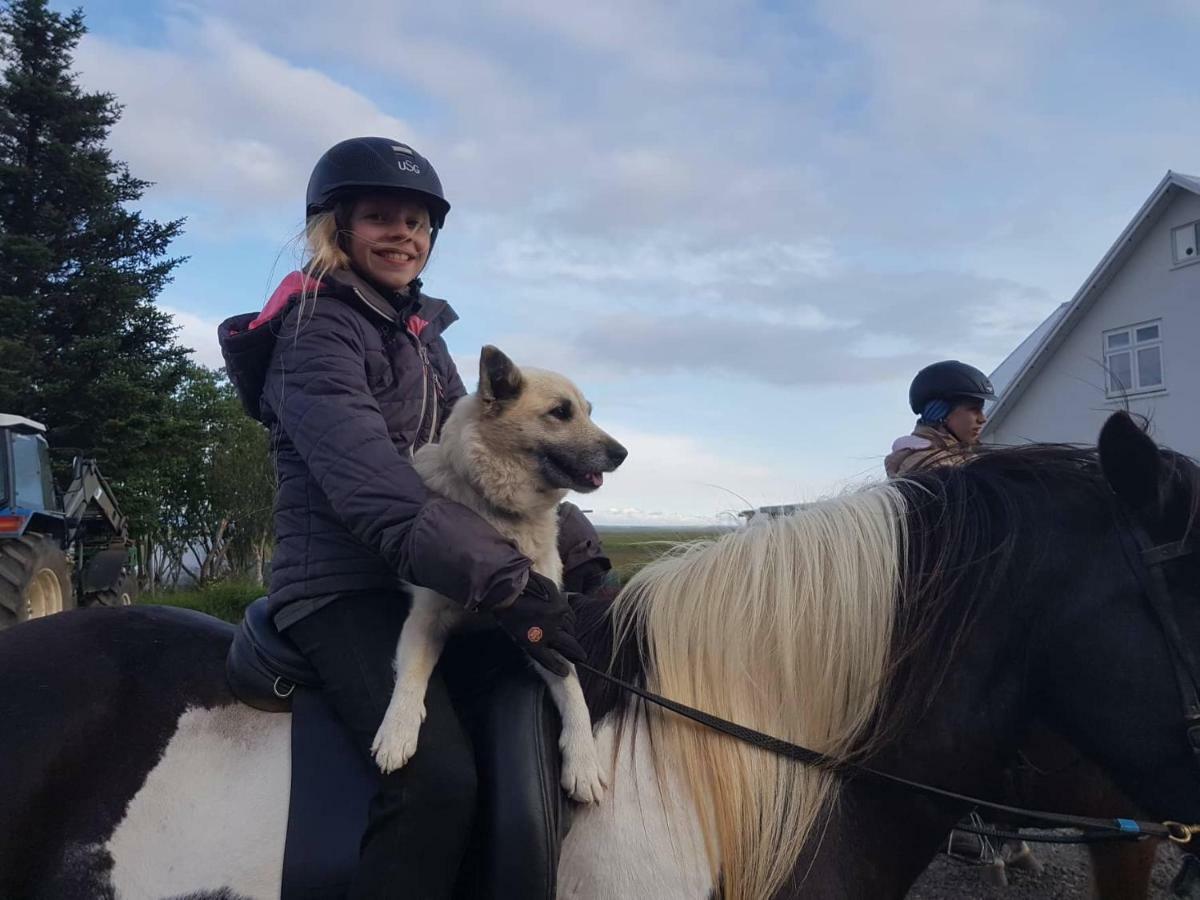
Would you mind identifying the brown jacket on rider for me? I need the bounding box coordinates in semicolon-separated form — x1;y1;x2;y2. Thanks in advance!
885;423;974;478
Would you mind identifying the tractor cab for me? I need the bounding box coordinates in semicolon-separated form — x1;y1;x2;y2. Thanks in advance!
0;414;135;627
0;414;62;531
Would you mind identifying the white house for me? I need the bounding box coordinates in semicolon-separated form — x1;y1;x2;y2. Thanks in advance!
984;171;1200;457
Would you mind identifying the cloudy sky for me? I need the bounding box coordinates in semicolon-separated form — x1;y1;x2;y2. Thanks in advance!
65;0;1200;524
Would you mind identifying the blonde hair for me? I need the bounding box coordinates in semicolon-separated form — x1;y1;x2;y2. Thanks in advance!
304;210;350;278
611;485;908;900
300;209;351;311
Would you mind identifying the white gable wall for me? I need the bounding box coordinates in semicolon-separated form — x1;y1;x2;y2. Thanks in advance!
988;190;1200;456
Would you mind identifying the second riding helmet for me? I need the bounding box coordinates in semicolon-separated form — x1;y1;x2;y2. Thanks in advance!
908;360;996;415
306;137;451;230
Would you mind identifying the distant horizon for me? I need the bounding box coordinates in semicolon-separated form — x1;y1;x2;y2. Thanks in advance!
593;522;733;532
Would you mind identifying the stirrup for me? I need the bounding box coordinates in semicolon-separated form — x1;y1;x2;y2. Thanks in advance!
946;813;1001;866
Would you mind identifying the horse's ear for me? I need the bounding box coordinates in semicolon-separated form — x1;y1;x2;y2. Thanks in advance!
478;345;523;405
1099;411;1161;511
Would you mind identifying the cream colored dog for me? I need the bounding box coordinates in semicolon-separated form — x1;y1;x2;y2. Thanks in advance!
370;345;627;803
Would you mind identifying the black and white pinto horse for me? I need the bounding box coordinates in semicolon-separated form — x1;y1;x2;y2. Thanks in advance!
3;411;1200;899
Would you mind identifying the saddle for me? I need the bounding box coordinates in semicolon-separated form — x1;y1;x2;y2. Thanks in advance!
226;596;567;900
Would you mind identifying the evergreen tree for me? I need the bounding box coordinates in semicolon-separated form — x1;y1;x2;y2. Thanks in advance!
0;0;188;495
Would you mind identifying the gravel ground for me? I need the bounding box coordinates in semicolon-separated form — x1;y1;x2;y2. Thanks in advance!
908;841;1193;899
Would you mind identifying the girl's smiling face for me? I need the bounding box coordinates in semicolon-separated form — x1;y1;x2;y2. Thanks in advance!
345;193;432;292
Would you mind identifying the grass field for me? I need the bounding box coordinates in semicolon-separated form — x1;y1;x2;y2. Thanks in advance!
596;527;727;583
140;577;264;623
141;528;729;622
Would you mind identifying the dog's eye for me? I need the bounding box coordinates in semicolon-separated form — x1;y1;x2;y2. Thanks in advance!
548;401;573;421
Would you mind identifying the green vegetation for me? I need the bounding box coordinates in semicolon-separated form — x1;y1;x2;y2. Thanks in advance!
597;527;728;583
0;0;274;591
143;528;731;623
0;0;188;488
141;578;264;624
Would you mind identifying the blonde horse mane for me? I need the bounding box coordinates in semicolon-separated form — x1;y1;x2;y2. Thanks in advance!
610;484;908;900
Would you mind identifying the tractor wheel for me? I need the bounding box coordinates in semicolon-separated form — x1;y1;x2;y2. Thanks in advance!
0;535;74;629
89;573;138;608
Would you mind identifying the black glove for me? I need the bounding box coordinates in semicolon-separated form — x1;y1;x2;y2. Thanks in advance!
493;571;586;676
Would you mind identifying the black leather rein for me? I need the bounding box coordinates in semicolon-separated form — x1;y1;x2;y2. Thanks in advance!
575;529;1200;847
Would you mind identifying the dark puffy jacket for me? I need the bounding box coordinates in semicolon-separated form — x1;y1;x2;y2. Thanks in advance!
557;501;612;595
220;268;531;629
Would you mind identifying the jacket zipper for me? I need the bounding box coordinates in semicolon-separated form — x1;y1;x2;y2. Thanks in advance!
412;337;435;454
353;286;438;459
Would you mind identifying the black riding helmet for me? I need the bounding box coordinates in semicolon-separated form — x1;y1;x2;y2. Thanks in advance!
306;137;451;234
908;360;996;415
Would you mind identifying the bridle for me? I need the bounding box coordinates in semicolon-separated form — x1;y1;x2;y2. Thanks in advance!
1119;517;1200;769
576;510;1200;847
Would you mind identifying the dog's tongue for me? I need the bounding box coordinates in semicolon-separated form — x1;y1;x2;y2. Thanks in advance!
586;472;604;488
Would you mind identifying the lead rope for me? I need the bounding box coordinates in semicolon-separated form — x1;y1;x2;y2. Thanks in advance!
573;661;1199;846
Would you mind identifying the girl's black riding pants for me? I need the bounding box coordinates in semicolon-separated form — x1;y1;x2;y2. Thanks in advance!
287;589;476;900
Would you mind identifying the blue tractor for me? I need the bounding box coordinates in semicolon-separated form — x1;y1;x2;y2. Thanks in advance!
0;414;135;628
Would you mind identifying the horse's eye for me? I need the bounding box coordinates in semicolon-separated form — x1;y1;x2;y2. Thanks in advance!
548;402;573;421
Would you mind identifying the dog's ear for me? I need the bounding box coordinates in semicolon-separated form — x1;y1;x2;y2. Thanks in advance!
478;345;524;405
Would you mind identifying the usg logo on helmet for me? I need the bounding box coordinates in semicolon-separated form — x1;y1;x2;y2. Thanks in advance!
391;144;422;175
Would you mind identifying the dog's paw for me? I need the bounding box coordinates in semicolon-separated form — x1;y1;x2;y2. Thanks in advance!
560;732;607;804
370;692;426;774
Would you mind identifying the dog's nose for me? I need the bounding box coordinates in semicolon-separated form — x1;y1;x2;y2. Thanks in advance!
606;440;628;469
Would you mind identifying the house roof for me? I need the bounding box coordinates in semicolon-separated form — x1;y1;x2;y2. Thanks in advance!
986;302;1068;407
983;171;1200;434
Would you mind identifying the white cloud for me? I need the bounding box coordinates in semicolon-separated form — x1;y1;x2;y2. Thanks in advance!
77;3;833;240
490;232;837;287
815;0;1056;146
163;304;224;369
495;0;768;88
73;4;1065;397
572;424;815;525
75;17;416;232
850;332;921;359
564;268;1054;386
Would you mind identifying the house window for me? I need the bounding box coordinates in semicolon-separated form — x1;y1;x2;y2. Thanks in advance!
1105;320;1165;396
1172;221;1199;264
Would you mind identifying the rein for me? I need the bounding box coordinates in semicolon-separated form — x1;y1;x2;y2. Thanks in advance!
575;529;1200;848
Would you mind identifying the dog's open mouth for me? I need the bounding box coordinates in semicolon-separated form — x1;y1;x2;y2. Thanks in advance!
540;450;612;493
